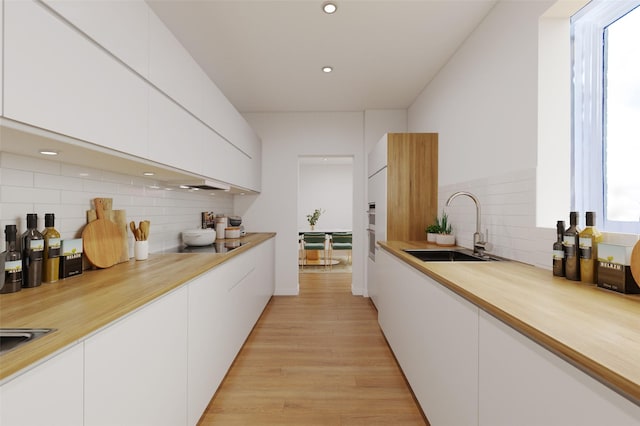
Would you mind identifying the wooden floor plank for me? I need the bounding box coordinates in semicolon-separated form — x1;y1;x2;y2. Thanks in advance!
199;272;428;425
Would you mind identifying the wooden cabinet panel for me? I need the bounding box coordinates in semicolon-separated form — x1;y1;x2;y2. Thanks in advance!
3;0;149;159
43;0;150;77
386;133;438;241
479;311;640;426
0;343;84;426
85;287;188;426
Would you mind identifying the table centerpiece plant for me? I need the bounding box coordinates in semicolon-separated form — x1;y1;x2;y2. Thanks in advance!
306;208;324;230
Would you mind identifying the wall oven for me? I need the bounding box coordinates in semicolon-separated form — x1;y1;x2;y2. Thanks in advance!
367;203;376;260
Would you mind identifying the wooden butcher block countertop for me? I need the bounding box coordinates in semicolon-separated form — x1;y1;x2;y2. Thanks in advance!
379;240;640;405
0;233;275;382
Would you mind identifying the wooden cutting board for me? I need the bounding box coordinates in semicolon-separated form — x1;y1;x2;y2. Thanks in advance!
631;240;640;286
82;198;123;268
87;206;129;264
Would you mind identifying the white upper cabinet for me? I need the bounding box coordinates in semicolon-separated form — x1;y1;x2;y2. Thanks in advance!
3;0;149;158
148;11;208;120
42;0;150;77
148;88;205;176
2;0;260;191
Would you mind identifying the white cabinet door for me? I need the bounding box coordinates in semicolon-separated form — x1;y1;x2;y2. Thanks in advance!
479;311;640;426
188;240;274;424
377;249;479;426
85;287;188;426
187;264;239;425
0;343;84;426
43;0;150;77
3;0;149;159
148;11;207;120
148;88;205;176
367;134;388;178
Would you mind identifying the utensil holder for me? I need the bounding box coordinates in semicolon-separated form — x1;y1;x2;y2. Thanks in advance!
134;240;149;261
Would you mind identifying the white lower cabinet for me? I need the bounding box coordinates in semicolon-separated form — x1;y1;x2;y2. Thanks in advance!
378;250;640;425
376;250;479;425
188;238;275;424
0;343;84;426
478;311;640;426
84;287;189;426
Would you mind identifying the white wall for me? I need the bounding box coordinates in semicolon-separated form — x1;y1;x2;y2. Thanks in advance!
238;112;364;295
0;152;233;255
298;161;353;231
408;1;555;267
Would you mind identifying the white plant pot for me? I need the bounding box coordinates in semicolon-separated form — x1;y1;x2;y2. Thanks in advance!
436;234;455;246
427;233;438;243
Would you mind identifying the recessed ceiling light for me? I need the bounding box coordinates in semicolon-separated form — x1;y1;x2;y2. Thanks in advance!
39;150;59;156
322;2;337;14
143;172;155;176
322;66;333;73
179;185;190;189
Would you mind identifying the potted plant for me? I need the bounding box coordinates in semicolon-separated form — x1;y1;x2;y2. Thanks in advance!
435;211;455;246
425;223;440;243
306;208;324;230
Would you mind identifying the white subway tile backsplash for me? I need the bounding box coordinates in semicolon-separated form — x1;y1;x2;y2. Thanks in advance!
1;153;233;251
1;168;34;187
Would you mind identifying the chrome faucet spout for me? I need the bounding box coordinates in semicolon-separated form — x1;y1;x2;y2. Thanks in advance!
445;191;490;255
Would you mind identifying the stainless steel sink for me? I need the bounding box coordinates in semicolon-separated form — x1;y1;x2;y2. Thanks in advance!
403;249;500;262
0;328;55;355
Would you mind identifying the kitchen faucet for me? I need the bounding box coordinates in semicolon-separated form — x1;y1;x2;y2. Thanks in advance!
445;191;492;256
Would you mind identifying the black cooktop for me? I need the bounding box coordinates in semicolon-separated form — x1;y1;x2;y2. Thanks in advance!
165;240;248;254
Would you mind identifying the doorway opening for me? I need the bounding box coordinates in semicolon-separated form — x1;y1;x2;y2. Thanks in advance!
297;156;353;276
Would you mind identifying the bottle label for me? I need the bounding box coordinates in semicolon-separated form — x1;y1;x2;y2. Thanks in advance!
563;236;576;256
579;237;593;259
47;238;61;258
5;260;22;273
553;249;565;260
30;239;44;252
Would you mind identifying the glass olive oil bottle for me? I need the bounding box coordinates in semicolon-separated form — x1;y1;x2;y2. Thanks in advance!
2;225;22;294
563;212;581;281
579;211;602;284
553;220;565;277
21;213;44;288
42;213;61;283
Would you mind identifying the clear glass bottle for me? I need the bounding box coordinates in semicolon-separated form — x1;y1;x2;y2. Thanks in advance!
2;225;22;294
563;212;581;281
552;220;565;277
21;213;44;288
579;211;602;284
42;213;61;283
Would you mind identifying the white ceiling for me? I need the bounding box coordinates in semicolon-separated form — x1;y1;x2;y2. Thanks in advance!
146;0;498;113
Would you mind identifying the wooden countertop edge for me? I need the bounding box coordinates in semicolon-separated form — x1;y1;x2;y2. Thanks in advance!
0;233;276;383
378;241;640;405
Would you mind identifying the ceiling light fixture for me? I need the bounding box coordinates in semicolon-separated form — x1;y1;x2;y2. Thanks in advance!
322;2;337;14
39;150;59;156
322;66;333;73
143;172;155;176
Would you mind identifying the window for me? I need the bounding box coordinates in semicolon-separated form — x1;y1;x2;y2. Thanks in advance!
572;0;640;234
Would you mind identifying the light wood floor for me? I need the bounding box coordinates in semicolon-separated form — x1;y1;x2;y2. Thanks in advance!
199;273;428;425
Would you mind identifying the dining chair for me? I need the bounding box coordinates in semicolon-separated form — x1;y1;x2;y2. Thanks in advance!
329;232;352;270
301;232;328;270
